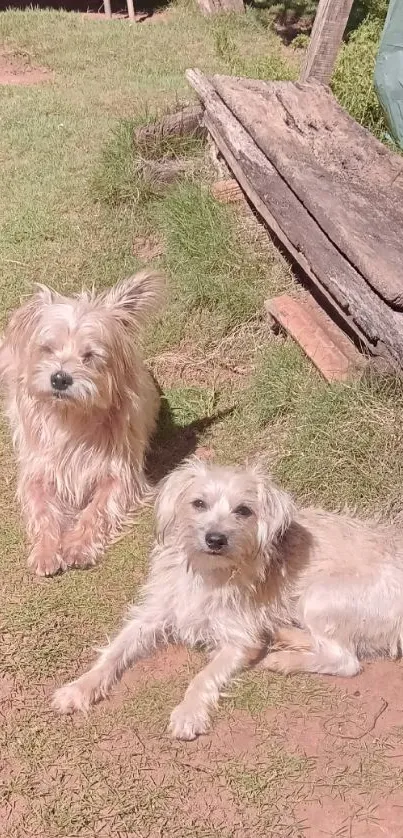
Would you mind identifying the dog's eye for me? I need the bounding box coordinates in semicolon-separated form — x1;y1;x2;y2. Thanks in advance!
234;504;253;518
192;499;207;511
40;345;53;355
82;351;94;363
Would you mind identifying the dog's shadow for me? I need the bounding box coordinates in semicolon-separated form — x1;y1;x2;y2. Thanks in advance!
146;395;233;483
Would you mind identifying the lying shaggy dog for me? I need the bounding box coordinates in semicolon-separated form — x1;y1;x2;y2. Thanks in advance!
0;270;164;576
52;458;403;739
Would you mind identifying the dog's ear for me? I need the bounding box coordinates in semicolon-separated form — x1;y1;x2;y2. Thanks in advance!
35;284;58;305
154;457;206;544
251;465;294;553
0;287;55;376
101;270;165;328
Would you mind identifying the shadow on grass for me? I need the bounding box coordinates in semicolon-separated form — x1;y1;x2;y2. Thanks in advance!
246;0;387;45
147;395;234;483
246;0;316;44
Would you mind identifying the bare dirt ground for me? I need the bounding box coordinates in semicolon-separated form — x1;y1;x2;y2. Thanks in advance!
3;645;403;838
0;51;53;85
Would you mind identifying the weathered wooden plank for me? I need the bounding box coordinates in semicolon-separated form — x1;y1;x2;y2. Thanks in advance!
214;76;403;189
205;111;391;358
300;0;354;84
186;69;403;366
212;75;403;309
205;110;371;355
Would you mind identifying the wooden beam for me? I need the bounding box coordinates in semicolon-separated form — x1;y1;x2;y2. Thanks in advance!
104;0;112;18
134;105;205;148
212;75;403;310
300;0;354;84
186;68;403;367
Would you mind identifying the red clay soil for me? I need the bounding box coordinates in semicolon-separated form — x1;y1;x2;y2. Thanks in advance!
127;653;403;837
0;53;53;85
2;649;403;837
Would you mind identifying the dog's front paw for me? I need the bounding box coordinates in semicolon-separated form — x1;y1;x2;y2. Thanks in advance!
28;546;66;577
62;532;98;569
169;702;210;741
52;680;91;715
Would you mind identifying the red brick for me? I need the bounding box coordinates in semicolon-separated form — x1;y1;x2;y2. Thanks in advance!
211;179;244;204
265;293;367;382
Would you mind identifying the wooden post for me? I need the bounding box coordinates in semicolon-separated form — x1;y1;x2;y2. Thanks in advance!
300;0;354;84
126;0;135;21
104;0;112;18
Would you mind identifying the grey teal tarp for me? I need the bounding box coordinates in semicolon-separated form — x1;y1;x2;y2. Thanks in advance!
374;0;403;149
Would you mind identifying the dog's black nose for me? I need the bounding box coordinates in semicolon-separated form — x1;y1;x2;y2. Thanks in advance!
50;370;73;391
205;531;228;551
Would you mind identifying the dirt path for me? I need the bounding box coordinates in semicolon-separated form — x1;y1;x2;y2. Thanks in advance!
3;642;403;838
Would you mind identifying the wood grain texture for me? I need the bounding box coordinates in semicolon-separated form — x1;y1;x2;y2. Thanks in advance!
186;69;403;367
300;0;354;84
212;75;403;309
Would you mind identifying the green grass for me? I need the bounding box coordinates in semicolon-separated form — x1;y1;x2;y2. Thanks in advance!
248;343;403;511
212;13;296;80
229;668;338;715
0;2;299;318
163;384;218;425
155;183;282;335
332;14;387;139
92;116;205;207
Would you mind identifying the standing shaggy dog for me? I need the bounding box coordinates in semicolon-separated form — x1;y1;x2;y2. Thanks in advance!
52;458;403;740
0;270;164;576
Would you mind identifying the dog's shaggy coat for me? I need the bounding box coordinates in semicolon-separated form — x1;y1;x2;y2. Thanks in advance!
52;458;403;739
0;270;164;576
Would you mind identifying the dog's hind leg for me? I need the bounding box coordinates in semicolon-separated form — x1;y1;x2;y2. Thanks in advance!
262;631;360;677
52;605;164;714
169;644;261;741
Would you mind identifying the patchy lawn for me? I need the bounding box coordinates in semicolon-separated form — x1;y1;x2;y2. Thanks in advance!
1;3;403;837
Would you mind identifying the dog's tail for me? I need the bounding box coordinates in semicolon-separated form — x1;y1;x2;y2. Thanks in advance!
103;269;166;328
